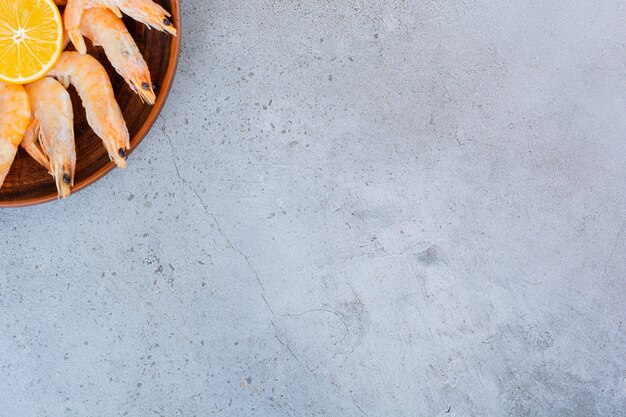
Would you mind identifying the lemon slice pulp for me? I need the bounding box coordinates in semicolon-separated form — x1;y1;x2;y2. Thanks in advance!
0;0;63;84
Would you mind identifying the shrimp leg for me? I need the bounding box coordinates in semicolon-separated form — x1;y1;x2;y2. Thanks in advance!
20;119;51;172
81;8;156;104
23;78;76;198
48;52;129;169
0;82;31;189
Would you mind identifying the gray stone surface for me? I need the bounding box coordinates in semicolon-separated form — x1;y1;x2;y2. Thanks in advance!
1;0;625;415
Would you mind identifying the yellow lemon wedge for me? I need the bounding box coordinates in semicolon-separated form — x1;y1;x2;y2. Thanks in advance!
0;0;63;84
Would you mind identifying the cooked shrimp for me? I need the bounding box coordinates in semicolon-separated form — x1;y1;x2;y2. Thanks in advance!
48;51;130;169
23;78;76;198
81;8;156;104
65;0;176;54
116;0;176;35
0;82;30;189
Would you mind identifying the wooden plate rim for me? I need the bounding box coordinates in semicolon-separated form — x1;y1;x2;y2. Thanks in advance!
0;0;181;208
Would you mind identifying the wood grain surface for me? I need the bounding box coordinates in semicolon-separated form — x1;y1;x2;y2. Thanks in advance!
0;0;181;207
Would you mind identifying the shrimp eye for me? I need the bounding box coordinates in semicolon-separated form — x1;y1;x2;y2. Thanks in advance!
63;174;71;184
163;18;171;26
118;148;126;158
142;82;150;90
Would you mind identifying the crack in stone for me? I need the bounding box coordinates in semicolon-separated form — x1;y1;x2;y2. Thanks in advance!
164;127;367;417
165;131;276;324
352;398;369;417
165;133;269;298
270;320;319;378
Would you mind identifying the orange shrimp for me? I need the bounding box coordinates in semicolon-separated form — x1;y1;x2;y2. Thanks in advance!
0;82;30;189
81;8;156;104
48;52;129;169
22;77;76;198
65;0;176;54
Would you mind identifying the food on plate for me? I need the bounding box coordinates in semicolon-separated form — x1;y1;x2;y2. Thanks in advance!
0;0;176;197
22;77;76;198
48;52;130;169
64;0;177;54
81;7;156;104
0;82;30;188
0;0;64;84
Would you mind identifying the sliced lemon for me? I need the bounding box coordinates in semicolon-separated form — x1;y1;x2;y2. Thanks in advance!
0;0;63;84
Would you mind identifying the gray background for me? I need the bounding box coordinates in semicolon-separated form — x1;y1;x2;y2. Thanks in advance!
1;0;625;416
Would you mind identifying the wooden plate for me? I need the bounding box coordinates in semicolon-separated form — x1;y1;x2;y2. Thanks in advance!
0;0;181;208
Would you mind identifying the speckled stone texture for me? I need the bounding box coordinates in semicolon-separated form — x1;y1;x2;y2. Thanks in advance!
1;0;625;416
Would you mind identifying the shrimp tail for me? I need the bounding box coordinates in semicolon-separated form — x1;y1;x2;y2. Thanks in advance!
68;29;87;54
64;1;88;54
